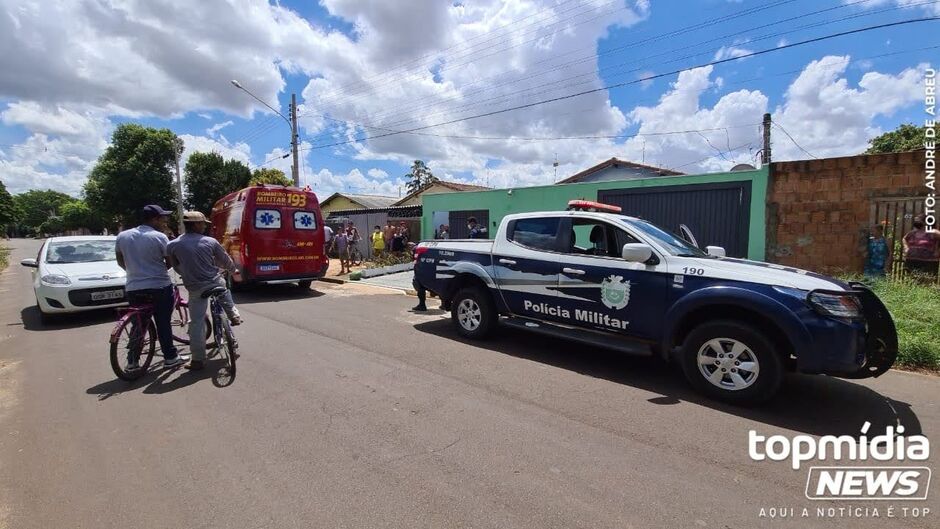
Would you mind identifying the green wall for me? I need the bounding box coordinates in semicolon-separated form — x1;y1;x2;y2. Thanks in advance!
422;167;768;260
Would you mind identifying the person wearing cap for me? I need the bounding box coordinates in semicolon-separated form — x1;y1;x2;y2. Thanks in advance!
167;211;243;371
115;204;188;370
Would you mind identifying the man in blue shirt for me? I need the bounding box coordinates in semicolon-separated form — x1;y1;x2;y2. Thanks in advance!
115;205;188;370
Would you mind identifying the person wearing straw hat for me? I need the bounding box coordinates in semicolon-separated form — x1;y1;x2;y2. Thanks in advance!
167;211;242;370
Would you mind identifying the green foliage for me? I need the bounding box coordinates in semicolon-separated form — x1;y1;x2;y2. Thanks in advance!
11;189;73;230
60;200;106;233
249;167;292;187
183;152;251;215
404;160;437;194
38;216;65;236
0;244;9;272
0;180;20;231
850;276;940;371
366;252;413;269
865;123;928;154
84;123;180;227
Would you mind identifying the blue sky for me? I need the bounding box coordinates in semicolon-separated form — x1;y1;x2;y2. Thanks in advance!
0;0;937;196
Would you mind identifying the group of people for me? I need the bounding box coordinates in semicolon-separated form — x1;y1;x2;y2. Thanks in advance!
324;222;362;275
865;215;940;279
115;205;241;372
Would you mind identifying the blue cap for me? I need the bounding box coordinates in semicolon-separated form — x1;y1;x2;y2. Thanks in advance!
142;204;172;218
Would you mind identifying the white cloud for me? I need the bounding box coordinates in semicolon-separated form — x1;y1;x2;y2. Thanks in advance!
367;168;388;179
713;45;753;62
206;120;234;138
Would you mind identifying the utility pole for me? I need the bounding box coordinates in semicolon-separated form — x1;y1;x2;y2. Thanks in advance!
290;93;300;187
172;138;185;236
761;112;772;166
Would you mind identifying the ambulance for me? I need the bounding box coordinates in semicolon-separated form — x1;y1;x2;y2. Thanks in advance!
210;185;328;288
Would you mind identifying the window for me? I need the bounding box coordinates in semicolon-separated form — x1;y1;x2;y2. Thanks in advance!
46;240;116;263
293;211;317;230
254;209;281;229
567;219;639;258
225;203;244;236
509;217;562;251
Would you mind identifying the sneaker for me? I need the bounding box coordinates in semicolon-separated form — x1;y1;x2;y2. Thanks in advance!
185;360;205;371
411;304;428;312
125;360;140;371
164;356;186;368
229;316;243;326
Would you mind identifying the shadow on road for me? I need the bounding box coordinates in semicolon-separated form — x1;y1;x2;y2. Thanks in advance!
232;284;326;305
19;305;115;332
85;355;236;399
413;318;923;438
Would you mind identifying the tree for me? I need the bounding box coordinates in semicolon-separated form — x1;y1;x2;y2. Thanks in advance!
0;180;19;232
60;200;106;233
404;160;437;194
183;152;251;215
84;123;180;228
38;216;65;236
249;167;292;187
865;124;928;154
12;189;73;232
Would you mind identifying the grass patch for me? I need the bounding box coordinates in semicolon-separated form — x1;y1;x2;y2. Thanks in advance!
0;243;9;273
849;276;940;372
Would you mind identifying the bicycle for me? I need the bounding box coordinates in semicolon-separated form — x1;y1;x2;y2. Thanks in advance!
348;244;363;266
203;285;237;379
109;284;211;381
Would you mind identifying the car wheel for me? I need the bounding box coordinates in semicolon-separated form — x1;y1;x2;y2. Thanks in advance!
451;287;497;339
679;320;783;405
298;280;313;290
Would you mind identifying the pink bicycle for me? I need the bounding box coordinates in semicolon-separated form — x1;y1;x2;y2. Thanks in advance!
109;284;211;381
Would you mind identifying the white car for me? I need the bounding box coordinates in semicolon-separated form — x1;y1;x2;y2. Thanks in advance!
21;236;127;321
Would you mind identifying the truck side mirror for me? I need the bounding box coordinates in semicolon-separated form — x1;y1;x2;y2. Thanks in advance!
20;258;38;268
705;246;726;257
622;243;653;263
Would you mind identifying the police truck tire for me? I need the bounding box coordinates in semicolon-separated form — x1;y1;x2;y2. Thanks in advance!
679;320;783;405
451;287;497;339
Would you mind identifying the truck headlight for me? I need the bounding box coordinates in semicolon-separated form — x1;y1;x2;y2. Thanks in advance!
41;274;71;286
808;292;861;319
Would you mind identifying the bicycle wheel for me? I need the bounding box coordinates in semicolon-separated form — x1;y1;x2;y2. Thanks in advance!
350;247;363;266
215;316;236;378
172;303;212;344
110;316;156;381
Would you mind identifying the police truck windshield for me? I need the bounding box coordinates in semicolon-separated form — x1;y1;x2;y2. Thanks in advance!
623;218;708;258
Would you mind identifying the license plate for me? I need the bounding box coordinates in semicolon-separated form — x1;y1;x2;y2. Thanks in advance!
258;264;281;272
91;289;124;301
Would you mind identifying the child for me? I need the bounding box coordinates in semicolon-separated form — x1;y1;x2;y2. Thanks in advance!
864;224;889;277
331;229;350;274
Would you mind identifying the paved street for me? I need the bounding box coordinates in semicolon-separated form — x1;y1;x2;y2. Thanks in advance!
1;237;938;529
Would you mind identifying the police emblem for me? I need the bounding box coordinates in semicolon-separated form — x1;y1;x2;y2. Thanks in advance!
600;275;630;310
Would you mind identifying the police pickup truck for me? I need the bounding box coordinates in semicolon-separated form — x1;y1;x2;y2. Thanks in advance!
414;201;897;404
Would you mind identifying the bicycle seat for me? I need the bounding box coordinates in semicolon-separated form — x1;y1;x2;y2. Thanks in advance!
201;286;228;298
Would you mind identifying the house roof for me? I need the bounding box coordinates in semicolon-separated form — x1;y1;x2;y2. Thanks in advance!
320;192;399;209
556;157;683;184
391;179;491;206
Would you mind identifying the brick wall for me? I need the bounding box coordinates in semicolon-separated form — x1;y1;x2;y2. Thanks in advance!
766;150;927;275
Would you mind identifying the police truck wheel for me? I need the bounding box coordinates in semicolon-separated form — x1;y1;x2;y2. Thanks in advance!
679;320;782;405
451;287;496;339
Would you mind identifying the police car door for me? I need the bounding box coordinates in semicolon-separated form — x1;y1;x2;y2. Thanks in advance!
554;217;669;341
492;216;565;322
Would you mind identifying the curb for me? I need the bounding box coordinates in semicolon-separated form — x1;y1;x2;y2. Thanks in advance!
319;276;348;285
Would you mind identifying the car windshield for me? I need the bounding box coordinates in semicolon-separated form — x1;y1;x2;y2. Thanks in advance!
621;218;709;257
46;240;117;264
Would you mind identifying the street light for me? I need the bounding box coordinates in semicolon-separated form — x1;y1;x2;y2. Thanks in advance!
230;79;300;186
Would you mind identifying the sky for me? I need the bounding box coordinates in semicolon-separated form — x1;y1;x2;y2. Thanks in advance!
0;0;937;198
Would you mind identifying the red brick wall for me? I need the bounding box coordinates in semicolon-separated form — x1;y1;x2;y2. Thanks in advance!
766;151;927;275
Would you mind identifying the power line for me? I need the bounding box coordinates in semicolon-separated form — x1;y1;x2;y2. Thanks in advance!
323;0;934;136
772;122;819;159
302;17;940;152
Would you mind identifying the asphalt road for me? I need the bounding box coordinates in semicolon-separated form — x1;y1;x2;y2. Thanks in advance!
1;238;938;529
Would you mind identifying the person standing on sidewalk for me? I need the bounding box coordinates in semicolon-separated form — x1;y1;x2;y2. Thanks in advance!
115;204;188;370
371;225;385;258
167;211;242;371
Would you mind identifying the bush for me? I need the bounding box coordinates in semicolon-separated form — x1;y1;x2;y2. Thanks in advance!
850;276;940;371
365;253;413;269
0;244;8;272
